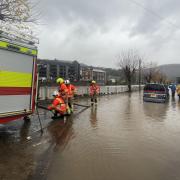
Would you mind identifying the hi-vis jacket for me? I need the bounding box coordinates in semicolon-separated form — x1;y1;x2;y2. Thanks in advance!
67;84;76;98
89;84;100;96
48;97;67;114
59;83;68;96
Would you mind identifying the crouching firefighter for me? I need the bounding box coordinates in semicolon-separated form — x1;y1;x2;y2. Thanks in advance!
48;91;67;117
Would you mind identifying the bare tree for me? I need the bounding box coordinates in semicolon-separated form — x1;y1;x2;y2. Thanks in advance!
118;49;141;92
143;61;158;83
154;71;168;84
0;0;41;38
143;62;169;84
0;0;38;23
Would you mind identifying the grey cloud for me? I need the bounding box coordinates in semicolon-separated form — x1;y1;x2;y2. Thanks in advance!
41;0;137;25
131;0;180;36
37;0;180;68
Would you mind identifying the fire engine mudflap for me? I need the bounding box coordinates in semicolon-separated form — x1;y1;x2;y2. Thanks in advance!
0;30;38;124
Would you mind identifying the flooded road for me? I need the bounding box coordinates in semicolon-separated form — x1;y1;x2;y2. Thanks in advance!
1;92;180;180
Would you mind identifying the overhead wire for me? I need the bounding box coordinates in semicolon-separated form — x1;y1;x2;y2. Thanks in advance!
126;0;180;30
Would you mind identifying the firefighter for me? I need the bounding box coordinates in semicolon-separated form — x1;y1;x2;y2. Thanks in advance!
65;80;76;113
89;80;100;104
56;78;68;98
48;90;67;116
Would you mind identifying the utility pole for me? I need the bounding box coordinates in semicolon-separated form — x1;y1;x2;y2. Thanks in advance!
138;59;142;91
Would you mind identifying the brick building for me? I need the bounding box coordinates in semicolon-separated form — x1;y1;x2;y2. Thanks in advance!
80;64;106;85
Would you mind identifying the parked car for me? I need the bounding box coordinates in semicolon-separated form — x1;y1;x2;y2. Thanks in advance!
143;83;169;103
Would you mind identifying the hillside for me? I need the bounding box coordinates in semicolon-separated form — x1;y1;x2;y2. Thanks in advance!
157;64;180;81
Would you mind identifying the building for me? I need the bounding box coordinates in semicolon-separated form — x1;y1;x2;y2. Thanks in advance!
80;64;106;85
37;59;106;85
37;59;80;83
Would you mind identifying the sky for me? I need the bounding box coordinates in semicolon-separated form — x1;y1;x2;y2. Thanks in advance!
37;0;180;68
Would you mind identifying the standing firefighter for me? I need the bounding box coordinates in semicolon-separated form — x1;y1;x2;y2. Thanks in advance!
56;78;68;99
48;91;67;116
89;80;100;104
56;78;70;114
65;80;76;113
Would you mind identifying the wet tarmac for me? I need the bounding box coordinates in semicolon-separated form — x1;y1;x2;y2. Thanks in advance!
1;92;180;180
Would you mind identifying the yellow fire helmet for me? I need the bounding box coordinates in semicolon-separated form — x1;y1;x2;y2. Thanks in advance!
92;80;96;84
56;78;64;84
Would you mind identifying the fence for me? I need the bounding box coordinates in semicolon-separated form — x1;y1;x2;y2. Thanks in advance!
38;85;144;100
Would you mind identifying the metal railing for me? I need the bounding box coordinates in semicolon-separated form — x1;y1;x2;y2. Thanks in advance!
38;85;144;100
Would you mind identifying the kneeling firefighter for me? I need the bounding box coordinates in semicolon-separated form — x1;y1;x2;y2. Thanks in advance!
48;90;67;116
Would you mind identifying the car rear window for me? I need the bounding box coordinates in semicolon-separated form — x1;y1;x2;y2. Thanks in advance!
144;84;165;91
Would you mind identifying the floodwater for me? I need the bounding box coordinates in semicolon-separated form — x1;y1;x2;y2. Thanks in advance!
1;92;180;180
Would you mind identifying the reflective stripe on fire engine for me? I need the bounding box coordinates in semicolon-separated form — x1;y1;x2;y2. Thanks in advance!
0;41;37;56
0;70;32;87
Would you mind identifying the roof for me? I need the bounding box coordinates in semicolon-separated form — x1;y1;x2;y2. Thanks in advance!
37;59;77;65
92;68;106;73
0;26;39;46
